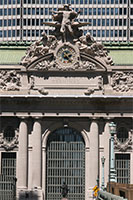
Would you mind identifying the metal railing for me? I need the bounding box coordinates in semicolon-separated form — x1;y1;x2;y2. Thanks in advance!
97;190;128;200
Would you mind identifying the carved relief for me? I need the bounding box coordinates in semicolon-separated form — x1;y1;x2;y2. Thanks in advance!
114;131;132;152
0;130;19;151
111;72;133;92
0;70;21;91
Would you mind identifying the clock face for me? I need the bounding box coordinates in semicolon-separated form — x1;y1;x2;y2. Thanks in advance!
57;45;77;65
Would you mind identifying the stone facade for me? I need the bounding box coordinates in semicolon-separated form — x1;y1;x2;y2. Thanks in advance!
0;4;133;200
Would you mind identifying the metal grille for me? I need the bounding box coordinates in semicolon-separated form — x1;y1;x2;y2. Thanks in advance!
115;154;130;184
46;128;85;200
0;153;16;200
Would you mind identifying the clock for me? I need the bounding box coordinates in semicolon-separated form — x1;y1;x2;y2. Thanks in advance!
56;45;77;66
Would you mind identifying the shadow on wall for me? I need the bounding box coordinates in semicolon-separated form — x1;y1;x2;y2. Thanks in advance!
19;191;39;200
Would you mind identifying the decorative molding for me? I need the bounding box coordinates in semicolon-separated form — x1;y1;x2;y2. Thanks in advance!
114;131;132;152
0;70;21;91
111;72;133;92
0;130;19;151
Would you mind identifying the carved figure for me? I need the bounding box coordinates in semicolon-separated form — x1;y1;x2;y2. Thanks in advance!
21;32;58;66
52;4;79;36
61;182;69;198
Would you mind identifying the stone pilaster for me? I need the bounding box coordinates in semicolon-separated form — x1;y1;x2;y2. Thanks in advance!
88;119;99;199
17;117;28;189
32;118;42;188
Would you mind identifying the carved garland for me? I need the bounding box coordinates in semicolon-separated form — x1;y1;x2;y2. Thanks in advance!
0;130;19;151
114;131;133;152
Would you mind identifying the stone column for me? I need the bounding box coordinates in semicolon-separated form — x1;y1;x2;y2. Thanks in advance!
88;119;99;198
103;120;110;186
32;118;42;188
17;118;28;189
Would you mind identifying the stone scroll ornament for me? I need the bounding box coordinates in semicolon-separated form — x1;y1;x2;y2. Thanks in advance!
20;4;113;70
0;70;21;91
111;72;133;92
0;131;19;151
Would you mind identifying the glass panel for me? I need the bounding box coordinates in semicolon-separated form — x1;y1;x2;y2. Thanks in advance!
46;128;85;200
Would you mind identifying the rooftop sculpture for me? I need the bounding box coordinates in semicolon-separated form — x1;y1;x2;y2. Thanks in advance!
21;4;113;70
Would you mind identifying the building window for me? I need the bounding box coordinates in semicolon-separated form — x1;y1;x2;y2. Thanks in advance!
0;30;2;37
4;126;15;142
131;19;133;26
1;152;16;177
12;30;15;37
4;20;7;26
4;30;7;37
117;127;128;143
4;8;7;16
8;19;11;26
131;8;133;15
8;8;11;15
13;8;16;15
115;154;130;184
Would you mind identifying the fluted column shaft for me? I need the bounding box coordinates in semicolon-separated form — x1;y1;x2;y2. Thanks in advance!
32;119;42;188
17;118;28;189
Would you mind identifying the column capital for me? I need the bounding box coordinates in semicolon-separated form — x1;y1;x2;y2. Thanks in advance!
33;116;42;120
18;116;29;121
90;117;99;121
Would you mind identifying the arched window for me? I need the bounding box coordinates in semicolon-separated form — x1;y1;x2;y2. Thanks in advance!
46;128;85;200
117;127;128;143
4;126;15;142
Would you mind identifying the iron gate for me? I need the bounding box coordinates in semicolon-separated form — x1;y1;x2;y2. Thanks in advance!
46;128;85;200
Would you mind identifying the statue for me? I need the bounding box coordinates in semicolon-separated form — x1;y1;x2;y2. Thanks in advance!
43;4;90;41
61;182;69;198
52;4;79;37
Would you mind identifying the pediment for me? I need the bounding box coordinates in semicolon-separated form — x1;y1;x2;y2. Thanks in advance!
26;51;107;72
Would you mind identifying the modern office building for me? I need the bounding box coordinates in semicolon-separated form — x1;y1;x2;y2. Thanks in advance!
0;0;133;42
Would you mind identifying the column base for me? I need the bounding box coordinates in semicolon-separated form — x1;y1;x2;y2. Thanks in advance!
17;188;44;200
